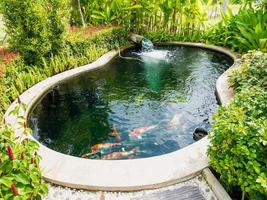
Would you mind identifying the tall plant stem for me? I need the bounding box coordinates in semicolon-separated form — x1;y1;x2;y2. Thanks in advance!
77;0;85;27
241;191;246;200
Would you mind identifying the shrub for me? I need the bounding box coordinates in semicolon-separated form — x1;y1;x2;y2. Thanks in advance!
0;104;48;199
205;6;267;53
66;27;129;53
0;0;69;64
229;51;267;91
208;51;267;199
46;0;69;56
208;88;267;199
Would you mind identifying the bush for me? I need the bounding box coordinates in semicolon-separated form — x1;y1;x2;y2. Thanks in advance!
66;27;129;55
208;51;267;199
209;88;267;199
205;6;267;53
0;0;69;64
0;104;48;199
229;51;267;91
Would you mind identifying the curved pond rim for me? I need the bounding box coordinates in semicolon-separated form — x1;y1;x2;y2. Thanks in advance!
5;42;237;191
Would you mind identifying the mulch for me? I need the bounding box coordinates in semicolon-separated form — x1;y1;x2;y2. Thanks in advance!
0;48;19;77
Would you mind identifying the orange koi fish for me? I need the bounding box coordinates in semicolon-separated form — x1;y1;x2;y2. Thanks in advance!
108;124;122;142
91;143;122;153
82;142;122;158
128;125;157;139
101;148;139;160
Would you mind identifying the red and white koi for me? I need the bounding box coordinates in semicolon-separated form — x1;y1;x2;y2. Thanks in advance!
101;148;139;160
128;125;157;139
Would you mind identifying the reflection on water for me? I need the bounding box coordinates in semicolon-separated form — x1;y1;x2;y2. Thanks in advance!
29;46;233;159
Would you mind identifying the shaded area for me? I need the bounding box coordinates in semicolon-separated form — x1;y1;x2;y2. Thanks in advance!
132;186;205;200
29;45;233;159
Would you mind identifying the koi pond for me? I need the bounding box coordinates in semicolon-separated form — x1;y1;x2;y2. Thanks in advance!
29;45;233;160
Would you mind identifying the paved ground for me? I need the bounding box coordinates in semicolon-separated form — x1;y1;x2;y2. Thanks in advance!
45;175;217;200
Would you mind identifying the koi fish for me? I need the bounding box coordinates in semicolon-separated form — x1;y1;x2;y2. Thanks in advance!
167;113;184;129
129;125;157;139
108;124;122;142
101;148;139;160
82;142;122;158
82;151;101;158
91;143;122;153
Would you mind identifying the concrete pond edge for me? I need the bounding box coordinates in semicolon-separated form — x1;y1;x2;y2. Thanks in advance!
4;42;237;192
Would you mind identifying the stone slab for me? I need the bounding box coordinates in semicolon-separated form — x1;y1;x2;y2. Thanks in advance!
203;168;232;200
132;186;205;200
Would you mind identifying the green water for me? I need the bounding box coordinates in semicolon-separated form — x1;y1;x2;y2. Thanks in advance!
29;46;233;159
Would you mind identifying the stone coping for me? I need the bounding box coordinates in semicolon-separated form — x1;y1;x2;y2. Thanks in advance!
4;43;237;191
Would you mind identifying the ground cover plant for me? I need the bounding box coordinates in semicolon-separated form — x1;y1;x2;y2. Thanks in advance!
208;51;267;199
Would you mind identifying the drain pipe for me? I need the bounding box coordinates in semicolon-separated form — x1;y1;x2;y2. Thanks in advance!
129;33;144;45
129;33;154;49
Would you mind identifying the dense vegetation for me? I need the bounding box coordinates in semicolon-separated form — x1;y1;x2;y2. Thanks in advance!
208;51;267;199
71;0;209;35
0;103;48;199
0;27;128;120
205;4;267;53
0;0;69;64
70;0;267;52
0;0;266;199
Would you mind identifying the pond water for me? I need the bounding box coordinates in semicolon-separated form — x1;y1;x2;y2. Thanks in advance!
29;45;233;160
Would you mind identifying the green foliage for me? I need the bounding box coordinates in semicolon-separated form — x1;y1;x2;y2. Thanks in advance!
229;51;267;91
66;27;128;54
0;0;69;64
0;27;129;121
208;51;267;199
46;0;69;55
143;29;205;43
205;5;267;53
70;0;212;36
70;0;141;26
0;104;48;199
